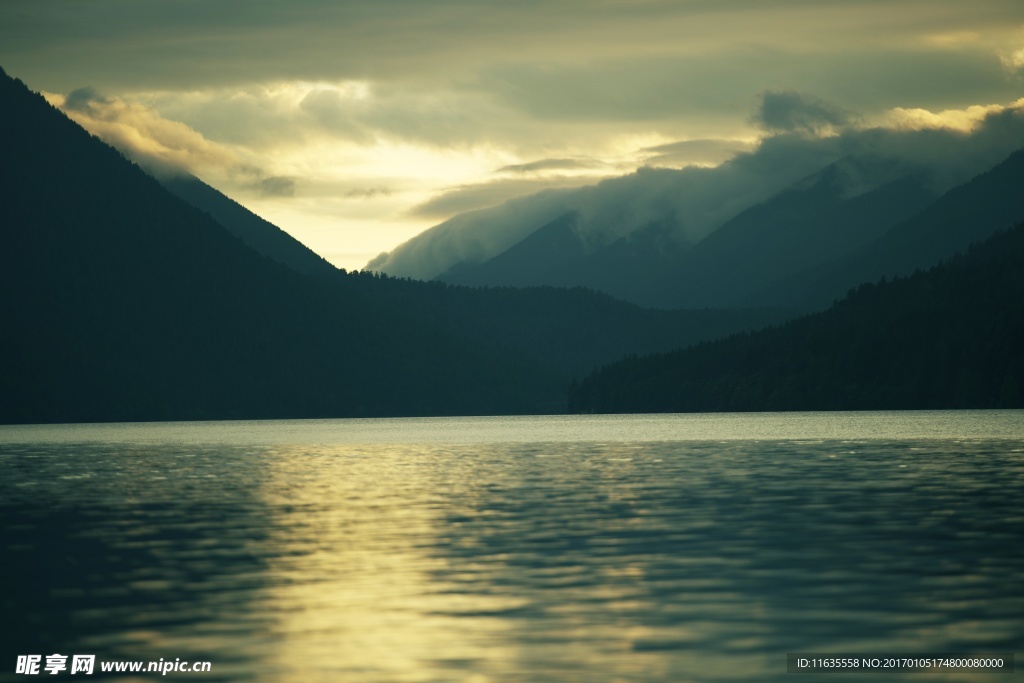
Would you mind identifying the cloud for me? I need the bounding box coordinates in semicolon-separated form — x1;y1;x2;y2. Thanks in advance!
135;80;538;153
497;157;605;174
374;136;839;278
408;176;602;219
7;1;1023;95
344;186;393;199
366;186;579;278
254;176;296;198
1000;46;1024;71
371;95;1024;279
47;87;242;179
7;3;1023;135
886;102;1012;132
62;86;103;112
639;139;755;167
476;43;1018;136
753;91;857;136
9;0;1024;274
45;87;302;202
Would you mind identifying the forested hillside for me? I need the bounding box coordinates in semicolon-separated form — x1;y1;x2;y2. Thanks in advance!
341;273;787;379
570;222;1024;413
756;149;1024;310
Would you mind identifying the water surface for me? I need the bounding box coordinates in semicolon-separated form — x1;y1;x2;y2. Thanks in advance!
1;411;1021;682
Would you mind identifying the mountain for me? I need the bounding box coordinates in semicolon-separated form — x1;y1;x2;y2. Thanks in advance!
755;149;1024;310
633;157;938;309
369;153;855;285
569;220;1024;413
342;274;789;380
439;212;692;300
441;212;592;286
0;66;788;423
435;155;940;309
0;66;561;422
160;174;337;277
373;101;1024;311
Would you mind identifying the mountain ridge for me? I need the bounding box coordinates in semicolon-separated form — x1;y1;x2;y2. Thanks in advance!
754;148;1024;309
0;67;562;422
160;174;337;277
634;157;938;309
432;153;956;310
570;220;1024;413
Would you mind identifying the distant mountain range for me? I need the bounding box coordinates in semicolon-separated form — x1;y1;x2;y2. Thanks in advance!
372;118;1024;313
438;150;1024;311
570;220;1024;413
0;66;780;423
755;149;1024;310
442;156;946;309
441;211;693;300
633;157;938;309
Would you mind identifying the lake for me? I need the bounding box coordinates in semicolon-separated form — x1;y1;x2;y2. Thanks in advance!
1;411;1021;682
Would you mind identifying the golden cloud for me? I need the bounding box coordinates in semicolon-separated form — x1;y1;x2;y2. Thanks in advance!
44;89;242;178
885;99;1024;132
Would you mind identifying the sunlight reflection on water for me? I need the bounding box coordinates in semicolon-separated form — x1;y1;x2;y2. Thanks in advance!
1;412;1022;682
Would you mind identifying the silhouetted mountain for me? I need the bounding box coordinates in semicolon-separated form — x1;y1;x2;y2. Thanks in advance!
0;66;562;422
756;149;1024;310
343;274;789;380
570;221;1024;413
160;174;337;277
0;66;787;423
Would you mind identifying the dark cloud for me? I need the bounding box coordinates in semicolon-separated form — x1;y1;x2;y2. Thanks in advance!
481;55;761;123
479;46;1018;130
256;176;296;198
753;91;856;135
640;139;755;167
497;158;603;174
62;86;105;112
345;187;393;199
4;1;1022;112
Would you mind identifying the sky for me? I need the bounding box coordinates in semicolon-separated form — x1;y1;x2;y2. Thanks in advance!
2;0;1024;271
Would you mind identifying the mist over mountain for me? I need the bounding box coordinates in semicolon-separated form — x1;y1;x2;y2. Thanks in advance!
755;149;1024;310
369;138;842;281
439;212;693;297
370;93;1024;310
630;157;938;309
446;155;941;309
